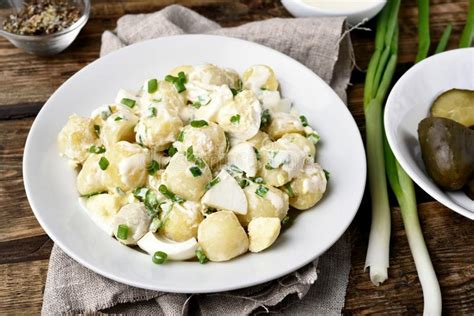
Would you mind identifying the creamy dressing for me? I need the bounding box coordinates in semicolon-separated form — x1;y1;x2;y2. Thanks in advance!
118;154;147;187
245;65;271;92
302;0;382;11
269;139;306;179
266;190;284;211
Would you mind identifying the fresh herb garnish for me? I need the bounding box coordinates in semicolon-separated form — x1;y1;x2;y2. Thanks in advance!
255;185;269;197
114;116;123;121
144;190;162;215
133;187;148;202
88;145;106;154
196;249;208;264
147;79;158;94
190;120;208;128
147;160;160;175
159;184;184;203
80;191;107;198
299;115;309;127
148;107;157;117
189;166;202;177
94;125;101;136
121;98;136;108
307;133;320;144
230;114;241;124
191;101;201;109
261;109;271;128
116;224;129;240
239;178;249;188
177;131;184;142
152;251;168;264
324;169;330;181
206;177;220;190
282;215;290;225
98;157;109;170
167;145;177;157
283;182;295;197
165;71;187;93
265;163;274;170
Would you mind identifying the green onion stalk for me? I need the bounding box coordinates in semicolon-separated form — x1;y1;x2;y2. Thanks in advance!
381;1;442;314
363;0;400;285
434;23;452;54
459;0;474;48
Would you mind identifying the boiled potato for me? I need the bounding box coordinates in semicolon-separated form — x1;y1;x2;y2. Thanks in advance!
162;152;212;201
76;154;108;195
169;65;193;77
216;90;262;140
247;131;271;150
101;109;138;148
188;64;238;88
248;217;281;253
197;210;249;262
266;112;305;140
287;160;327;210
57;114;98;164
145;80;186;117
238;182;289;226
112;203;151;245
104;141;150;192
179;121;227;169
135;104;183;150
258;138;306;187
84;193;124;235
242;65;279;92
161;200;203;242
280;133;315;157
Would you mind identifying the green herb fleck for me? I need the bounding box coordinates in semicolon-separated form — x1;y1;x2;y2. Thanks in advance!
165;71;187;93
152;251;168;264
324;169;330;181
148;107;157;117
283;182;295;197
147;79;158;94
307;133;320;144
299;115;309;127
147;160;160;175
88;145;106;154
98;157;109;170
230;114;241;124
239;178;249;188
116;224;128;240
282;215;290;225
114;116;123;121
167;145;177;157
94;125;101;136
144;190;162;215
190;120;208;128
121;98;136;108
255;185;269;197
189;166;202;177
133;187;148;202
159;184;184;203
261;109;271;128
206;177;220;190
265;163;274;170
177;131;184;142
191;101;201;109
196;249;208;264
80;191;107;198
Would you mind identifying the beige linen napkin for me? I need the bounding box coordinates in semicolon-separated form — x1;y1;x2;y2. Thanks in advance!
42;5;354;315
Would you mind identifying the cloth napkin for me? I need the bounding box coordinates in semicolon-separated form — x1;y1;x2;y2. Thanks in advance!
42;5;354;315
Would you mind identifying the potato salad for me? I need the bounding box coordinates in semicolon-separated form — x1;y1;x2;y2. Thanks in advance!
57;64;328;264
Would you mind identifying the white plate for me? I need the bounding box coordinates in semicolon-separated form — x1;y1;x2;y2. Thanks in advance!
385;48;474;220
23;35;366;292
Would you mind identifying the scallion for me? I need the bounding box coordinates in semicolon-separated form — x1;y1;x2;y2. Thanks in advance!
255;185;269;198
98;157;109;170
190;120;208;128
196;249;208;264
189;166;202;177
230;114;240;124
121;98;136;108
116;224;128;240
147;79;158;94
88;145;106;154
147;160;160;175
152;251;168;264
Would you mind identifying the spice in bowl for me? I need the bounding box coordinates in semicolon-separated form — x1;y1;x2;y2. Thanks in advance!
2;0;81;36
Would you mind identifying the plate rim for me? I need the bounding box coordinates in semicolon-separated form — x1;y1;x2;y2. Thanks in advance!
23;34;367;292
384;48;474;220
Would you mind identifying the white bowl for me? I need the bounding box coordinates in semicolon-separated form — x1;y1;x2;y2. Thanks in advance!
385;48;474;220
23;35;367;292
281;0;386;25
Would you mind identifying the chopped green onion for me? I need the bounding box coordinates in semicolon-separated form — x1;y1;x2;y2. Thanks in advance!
230;114;241;124
282;215;290;225
165;72;187;93
204;208;217;215
265;163;274;170
121;98;136;108
94;125;100;136
152;98;162;103
177;131;184;142
191;101;202;109
167;145;177;157
283;182;295;197
88;145;106;154
323;169;330;181
147;160;160;175
299;115;309;127
196;249;208;264
230;88;238;96
148;107;157;117
186;146;195;161
116;224;129;240
189;166;202;177
228;164;243;174
152;251;168;264
255;185;269;197
159;184;184;203
307;133;320;144
98;157;109;170
144;190;161;215
260;109;271;128
149;217;162;233
239;178;249;188
114;116;123;121
80;191;106;198
147;79;158;94
194;158;206;169
190;120;208;128
133;187;148;202
253;147;260;160
206;177;220;190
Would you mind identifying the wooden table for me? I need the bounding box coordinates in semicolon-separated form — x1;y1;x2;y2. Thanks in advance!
1;1;472;314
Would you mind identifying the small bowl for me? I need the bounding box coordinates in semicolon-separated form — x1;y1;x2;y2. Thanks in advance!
0;0;90;56
385;48;474;220
281;0;386;25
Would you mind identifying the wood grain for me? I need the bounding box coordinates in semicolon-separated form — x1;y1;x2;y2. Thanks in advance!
0;0;473;314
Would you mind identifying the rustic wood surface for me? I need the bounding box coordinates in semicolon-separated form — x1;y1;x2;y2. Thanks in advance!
0;0;472;314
